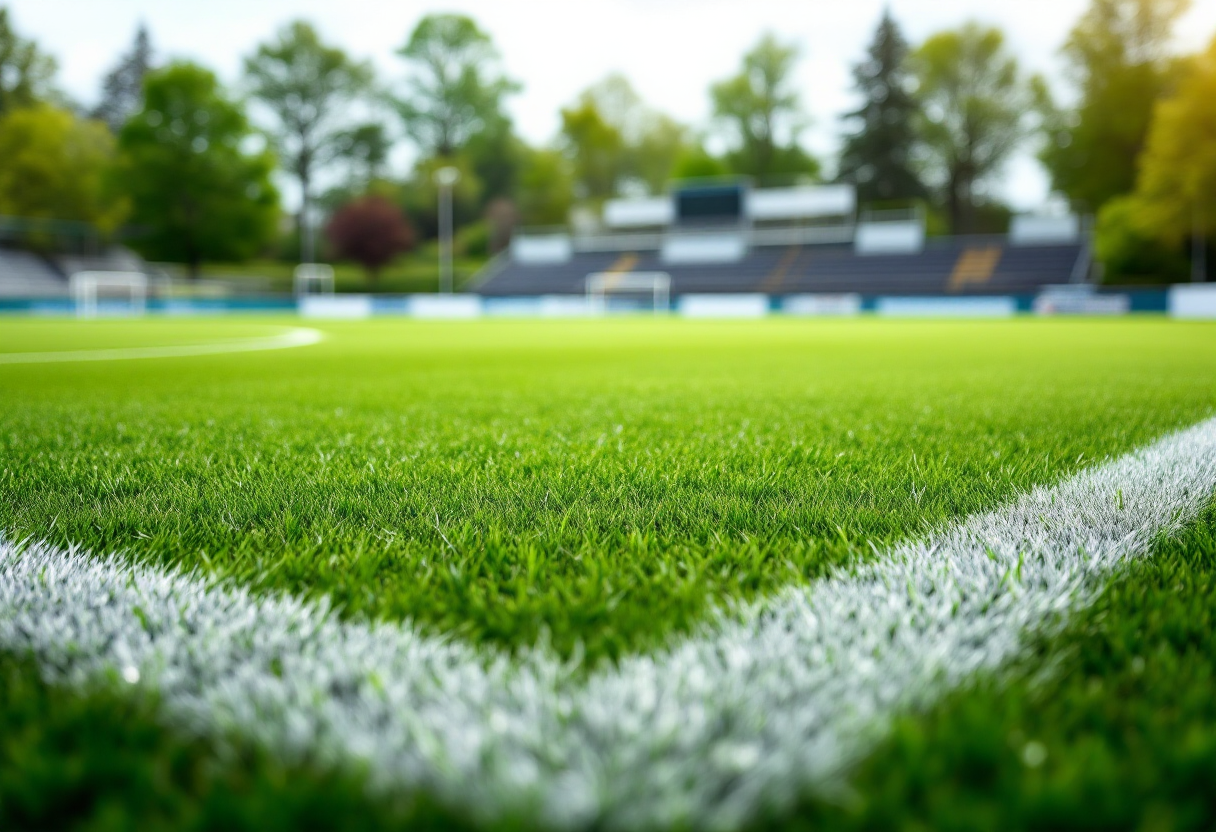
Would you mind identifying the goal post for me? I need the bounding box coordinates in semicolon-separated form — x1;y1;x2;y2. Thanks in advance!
71;271;148;318
294;263;335;298
585;271;671;314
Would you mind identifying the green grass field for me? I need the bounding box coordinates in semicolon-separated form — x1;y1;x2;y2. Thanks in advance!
2;316;1216;830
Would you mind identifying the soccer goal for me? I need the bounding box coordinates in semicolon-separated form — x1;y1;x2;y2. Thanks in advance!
585;271;671;314
294;263;335;298
71;271;148;318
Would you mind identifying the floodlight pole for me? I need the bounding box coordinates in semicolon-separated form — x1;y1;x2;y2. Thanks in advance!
435;166;460;294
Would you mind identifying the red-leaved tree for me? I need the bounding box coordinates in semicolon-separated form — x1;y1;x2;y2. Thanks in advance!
325;196;414;284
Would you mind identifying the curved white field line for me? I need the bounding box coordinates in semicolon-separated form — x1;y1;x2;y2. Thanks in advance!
0;326;323;364
3;417;1216;830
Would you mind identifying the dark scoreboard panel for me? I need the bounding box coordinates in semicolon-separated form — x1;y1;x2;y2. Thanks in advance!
675;184;745;222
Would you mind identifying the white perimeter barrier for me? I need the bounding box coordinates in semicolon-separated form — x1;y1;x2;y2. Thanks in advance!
407;295;483;319
1034;288;1129;316
678;294;769;318
876;296;1016;318
485;297;600;317
299;295;373;319
783;294;862;316
1169;285;1216;319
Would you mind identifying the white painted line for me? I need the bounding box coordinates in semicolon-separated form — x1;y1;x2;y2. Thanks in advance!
0;327;324;364
3;417;1216;829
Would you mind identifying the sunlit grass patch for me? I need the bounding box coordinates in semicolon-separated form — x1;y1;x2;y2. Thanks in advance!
3;317;1215;663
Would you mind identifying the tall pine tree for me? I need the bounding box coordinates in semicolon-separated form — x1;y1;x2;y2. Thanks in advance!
838;10;925;206
93;24;153;133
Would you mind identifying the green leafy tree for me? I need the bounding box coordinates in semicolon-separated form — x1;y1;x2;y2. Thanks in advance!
0;106;125;232
464;111;523;203
114;63;279;277
0;8;58;116
1097;36;1216;281
628;112;687;194
244;20;372;263
913;24;1028;234
1039;0;1190;213
92;24;154;134
392;14;519;159
560;98;625;200
334;122;392;189
560;74;689;198
838;10;926;205
710;34;819;181
516;147;574;226
672;144;729;181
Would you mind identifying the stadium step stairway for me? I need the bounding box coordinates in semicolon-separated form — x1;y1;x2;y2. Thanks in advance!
476;239;1085;298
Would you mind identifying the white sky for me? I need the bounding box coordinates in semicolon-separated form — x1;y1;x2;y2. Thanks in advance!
8;0;1216;209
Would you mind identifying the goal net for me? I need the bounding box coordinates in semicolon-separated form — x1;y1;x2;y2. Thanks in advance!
585;271;671;314
71;271;148;318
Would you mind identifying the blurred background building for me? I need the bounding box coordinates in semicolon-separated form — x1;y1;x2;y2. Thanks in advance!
0;0;1212;304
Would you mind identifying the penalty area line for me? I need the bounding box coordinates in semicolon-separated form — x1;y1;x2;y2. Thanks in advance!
0;326;324;364
2;417;1216;830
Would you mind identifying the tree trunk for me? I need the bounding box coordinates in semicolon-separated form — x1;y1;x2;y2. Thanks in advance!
300;169;315;265
947;171;964;236
947;169;975;236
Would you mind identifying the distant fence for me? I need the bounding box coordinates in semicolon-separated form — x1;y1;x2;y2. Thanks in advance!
2;286;1214;319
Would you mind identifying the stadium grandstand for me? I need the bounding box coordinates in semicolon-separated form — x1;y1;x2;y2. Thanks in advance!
0;216;150;299
476;180;1089;301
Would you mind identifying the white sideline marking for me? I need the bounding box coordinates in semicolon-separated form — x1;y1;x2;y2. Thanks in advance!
3;417;1216;829
0;327;323;364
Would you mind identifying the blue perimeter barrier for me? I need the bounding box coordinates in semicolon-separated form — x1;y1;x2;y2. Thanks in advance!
0;289;1195;318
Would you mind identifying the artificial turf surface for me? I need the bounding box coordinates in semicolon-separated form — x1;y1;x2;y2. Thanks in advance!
2;316;1216;829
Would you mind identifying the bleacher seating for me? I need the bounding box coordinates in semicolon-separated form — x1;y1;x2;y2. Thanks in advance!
477;238;1085;298
0;247;68;297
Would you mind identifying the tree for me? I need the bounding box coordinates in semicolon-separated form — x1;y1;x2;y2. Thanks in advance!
1039;0;1190;213
93;24;154;133
0;8;58;116
710;34;819;181
558;74;688;198
838;10;926;205
672;144;729;180
0;106;125;232
516;147;573;226
392;14;519;159
464;111;523;203
1096;36;1216;281
484;197;519;253
325;195;414;284
114;63;279;277
245;20;372;263
628;111;687;194
560;99;625;200
334;122;392;189
913;24;1028;234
